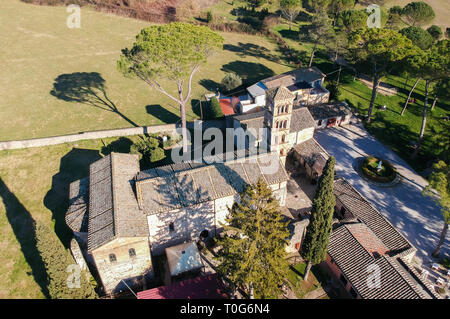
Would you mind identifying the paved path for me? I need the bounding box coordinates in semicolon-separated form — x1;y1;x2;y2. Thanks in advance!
315;124;449;265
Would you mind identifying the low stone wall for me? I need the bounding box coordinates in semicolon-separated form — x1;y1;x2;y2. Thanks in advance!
0;119;227;151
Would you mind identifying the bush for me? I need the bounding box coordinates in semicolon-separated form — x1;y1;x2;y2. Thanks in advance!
361;156;397;183
221;73;242;91
149;147;166;163
208;97;224;119
325;81;341;100
130;135;160;159
427;25;443;41
206;10;213;23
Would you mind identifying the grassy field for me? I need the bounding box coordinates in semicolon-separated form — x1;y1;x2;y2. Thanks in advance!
0;0;292;141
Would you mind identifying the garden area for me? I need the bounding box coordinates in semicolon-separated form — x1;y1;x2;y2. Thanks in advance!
286;262;331;299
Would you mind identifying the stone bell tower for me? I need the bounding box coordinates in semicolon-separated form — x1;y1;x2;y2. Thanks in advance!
263;86;295;163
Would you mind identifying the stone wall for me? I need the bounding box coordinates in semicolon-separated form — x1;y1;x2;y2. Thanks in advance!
92;237;153;293
147;182;288;256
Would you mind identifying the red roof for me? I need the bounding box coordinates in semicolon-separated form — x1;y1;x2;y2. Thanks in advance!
137;274;228;299
219;99;235;115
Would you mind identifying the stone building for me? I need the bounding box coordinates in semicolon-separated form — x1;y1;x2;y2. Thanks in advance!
66;151;293;293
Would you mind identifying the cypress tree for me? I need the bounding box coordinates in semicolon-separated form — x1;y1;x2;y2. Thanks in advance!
35;223;97;299
217;178;290;299
302;156;336;281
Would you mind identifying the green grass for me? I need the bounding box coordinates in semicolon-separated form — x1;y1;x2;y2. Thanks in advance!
287;262;322;298
332;70;449;171
0;0;291;141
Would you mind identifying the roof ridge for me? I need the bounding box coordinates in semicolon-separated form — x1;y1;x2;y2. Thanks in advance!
337;179;413;251
110;153;117;239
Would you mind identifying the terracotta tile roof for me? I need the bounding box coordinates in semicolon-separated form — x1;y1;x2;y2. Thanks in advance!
333;179;411;254
220;99;235;115
136;153;288;215
292;137;329;167
266;86;295;101
307;102;352;120
65;178;89;233
87;153;147;252
261;67;324;89
137;274;228;299
329;224;431;299
290;107;316;132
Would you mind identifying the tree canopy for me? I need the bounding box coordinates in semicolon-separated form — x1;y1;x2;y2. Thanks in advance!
427;25;443;41
423;161;450;256
118;23;223;152
35;223;97;299
217;178;290;299
279;0;302;30
336;9;367;32
349;28;414;122
302;156;336;280
401;1;435;27
400;26;434;50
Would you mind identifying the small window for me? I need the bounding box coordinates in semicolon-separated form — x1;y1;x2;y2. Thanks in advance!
318;120;322;126
169;222;175;232
109;254;117;263
129;248;136;258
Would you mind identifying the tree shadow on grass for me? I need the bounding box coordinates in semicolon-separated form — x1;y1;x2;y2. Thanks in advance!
0;178;49;298
146;104;180;124
43;148;102;248
221;61;275;86
50;72;138;127
101;137;134;156
223;42;280;63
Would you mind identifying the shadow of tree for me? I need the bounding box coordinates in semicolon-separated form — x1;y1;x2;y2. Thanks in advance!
43;148;102;247
223;43;280;63
145;104;180;124
50;72;138;127
101;137;134;156
0;178;49;298
221;61;275;86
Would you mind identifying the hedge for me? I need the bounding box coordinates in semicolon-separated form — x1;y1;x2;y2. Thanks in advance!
361;156;397;183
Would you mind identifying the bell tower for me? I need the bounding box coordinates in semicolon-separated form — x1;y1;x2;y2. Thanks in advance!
263;86;295;162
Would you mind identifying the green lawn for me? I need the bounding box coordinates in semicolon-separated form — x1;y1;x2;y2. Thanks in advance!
0;0;291;141
287;262;322;298
331;70;449;171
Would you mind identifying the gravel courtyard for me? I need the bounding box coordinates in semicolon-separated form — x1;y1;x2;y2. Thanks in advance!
314;124;449;265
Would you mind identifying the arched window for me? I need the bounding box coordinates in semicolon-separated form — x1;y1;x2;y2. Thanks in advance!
275;121;279;129
280;149;285;156
284;120;288;128
281;134;286;143
109;254;117;263
169;222;175;232
129;248;136;258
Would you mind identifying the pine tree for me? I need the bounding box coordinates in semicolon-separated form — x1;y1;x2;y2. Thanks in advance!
35;223;97;299
217;178;290;299
302;156;336;281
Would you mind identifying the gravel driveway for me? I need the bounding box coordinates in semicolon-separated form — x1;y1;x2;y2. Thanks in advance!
314;123;449;265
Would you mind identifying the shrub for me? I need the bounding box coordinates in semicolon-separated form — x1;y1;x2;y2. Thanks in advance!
427;25;443;41
221;73;242;91
130;135;160;159
206;10;213;23
35;223;97;299
325;81;341;100
149;147;166;163
208;97;224;119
